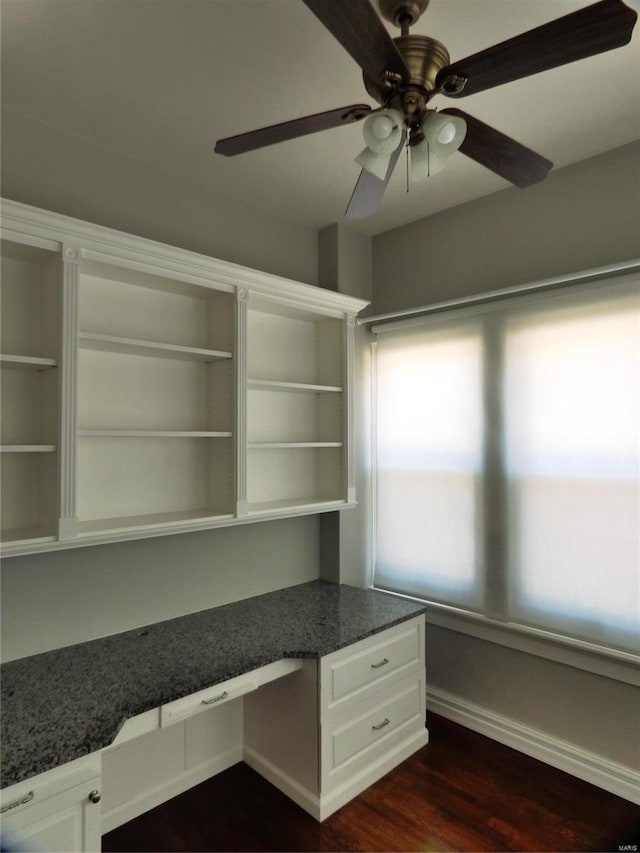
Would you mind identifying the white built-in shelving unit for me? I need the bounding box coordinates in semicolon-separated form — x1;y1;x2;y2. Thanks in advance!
0;200;367;555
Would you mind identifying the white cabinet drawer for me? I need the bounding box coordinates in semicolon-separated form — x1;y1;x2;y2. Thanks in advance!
320;671;426;793
158;658;302;727
331;679;423;769
160;672;257;727
321;616;424;713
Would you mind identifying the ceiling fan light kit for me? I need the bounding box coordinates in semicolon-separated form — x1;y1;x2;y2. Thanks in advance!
214;0;637;219
410;111;467;181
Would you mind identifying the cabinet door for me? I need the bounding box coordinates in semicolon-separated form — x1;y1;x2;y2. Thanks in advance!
1;777;101;853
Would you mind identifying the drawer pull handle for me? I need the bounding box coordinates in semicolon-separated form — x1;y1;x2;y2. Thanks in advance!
371;658;389;669
372;718;390;731
201;690;229;705
1;791;34;813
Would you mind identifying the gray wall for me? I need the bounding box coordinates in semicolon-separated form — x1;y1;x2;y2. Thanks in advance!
371;142;640;773
1;112;318;286
318;225;374;589
0;114;322;663
373;140;640;312
1;518;319;662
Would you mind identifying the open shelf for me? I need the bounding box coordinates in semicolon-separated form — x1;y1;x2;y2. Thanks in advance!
247;442;342;449
78;260;234;353
1;445;56;452
246;496;348;515
0;354;57;370
247;307;343;387
1;239;60;359
77;508;235;536
1;238;60;547
0;527;57;545
79;431;232;438
246;444;344;507
1;452;58;542
247;379;342;394
244;298;347;507
77;433;235;524
247;385;343;446
74;259;236;531
77;349;233;434
78;332;231;363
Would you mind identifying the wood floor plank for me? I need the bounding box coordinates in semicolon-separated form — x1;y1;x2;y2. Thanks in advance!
102;713;640;852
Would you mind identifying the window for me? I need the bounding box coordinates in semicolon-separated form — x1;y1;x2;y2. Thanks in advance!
373;276;640;655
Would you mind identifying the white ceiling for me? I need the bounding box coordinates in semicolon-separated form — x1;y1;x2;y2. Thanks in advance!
1;0;639;236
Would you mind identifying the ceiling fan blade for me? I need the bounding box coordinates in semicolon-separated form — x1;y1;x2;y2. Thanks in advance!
345;138;404;219
442;108;553;187
437;0;637;97
302;0;409;84
215;104;372;156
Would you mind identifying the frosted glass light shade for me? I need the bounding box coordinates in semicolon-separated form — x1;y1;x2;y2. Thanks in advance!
411;111;466;181
355;109;404;179
362;109;404;154
354;147;393;180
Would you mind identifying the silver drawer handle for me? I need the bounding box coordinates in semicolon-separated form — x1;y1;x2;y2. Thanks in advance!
201;690;229;705
1;791;34;813
372;718;390;731
371;658;389;669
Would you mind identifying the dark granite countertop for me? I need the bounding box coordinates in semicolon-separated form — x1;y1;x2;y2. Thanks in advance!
1;580;425;789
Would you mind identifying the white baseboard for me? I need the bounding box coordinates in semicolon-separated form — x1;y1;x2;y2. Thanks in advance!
244;729;429;822
101;748;243;834
243;745;322;820
426;686;640;805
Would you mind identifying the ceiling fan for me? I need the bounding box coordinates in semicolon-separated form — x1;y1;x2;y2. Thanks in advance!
215;0;637;219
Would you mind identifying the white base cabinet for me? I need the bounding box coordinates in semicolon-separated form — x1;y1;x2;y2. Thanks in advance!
0;199;367;556
0;757;101;853
244;615;428;820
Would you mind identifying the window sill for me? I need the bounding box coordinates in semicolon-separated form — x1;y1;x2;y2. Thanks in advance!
371;587;640;687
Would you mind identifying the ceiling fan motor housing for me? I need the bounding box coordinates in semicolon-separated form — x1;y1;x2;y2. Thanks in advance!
363;35;450;126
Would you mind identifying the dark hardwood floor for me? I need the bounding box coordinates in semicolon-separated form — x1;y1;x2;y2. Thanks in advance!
102;713;640;853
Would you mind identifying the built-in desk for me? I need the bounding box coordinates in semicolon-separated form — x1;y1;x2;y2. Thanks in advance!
1;581;427;851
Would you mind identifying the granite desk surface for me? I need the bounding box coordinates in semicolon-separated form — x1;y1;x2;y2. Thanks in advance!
1;580;426;789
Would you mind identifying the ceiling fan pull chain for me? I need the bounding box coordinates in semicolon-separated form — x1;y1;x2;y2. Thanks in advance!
405;141;410;194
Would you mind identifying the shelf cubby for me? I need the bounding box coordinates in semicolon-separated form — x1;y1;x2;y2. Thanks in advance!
1;238;61;545
244;297;346;508
246;445;344;510
75;258;235;529
0;451;58;542
78;260;234;353
76;435;234;528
